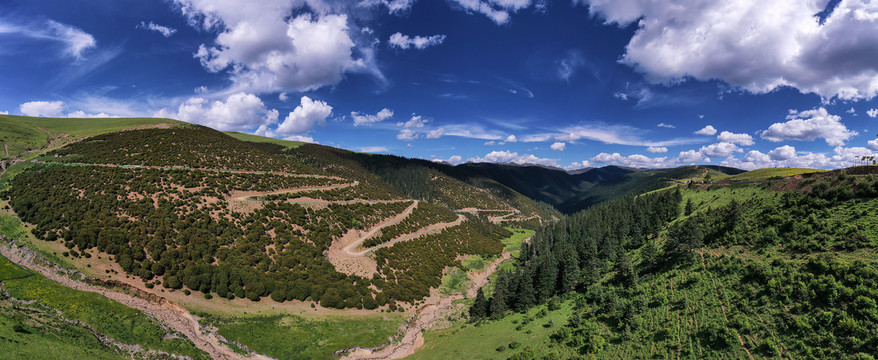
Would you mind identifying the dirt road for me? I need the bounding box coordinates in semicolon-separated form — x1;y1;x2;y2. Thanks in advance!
0;238;270;360
342;250;517;360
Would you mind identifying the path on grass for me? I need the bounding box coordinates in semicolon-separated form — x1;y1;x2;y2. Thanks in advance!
0;239;270;360
342;247;520;360
229;181;360;201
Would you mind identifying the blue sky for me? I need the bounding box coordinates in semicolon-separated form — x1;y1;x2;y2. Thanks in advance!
2;0;878;170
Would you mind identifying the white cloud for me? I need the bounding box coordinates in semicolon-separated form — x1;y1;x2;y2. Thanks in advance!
505;134;517;143
352;108;393;126
761;107;857;146
388;32;446;50
847;107;857;114
432;155;464;165
868;108;878;118
676;150;705;164
647;146;668;153
0;110;8;115
613;92;628;100
358;0;415;14
868;139;878;150
175;0;378;93
550;142;566;151
157;92;278;132
137;21;177;37
0;19;96;59
279;92;289;101
484;141;496;146
194;86;208;94
768;145;797;160
359;146;389;153
716;131;755;146
449;0;533;24
699;142;743;158
565;160;592;170
396;115;504;141
694;125;717;136
469;150;559;167
270;96;332;137
590;152;668;168
539;123;701;147
20;101;66;117
722;145;876;170
579;0;878;101
657;123;675;128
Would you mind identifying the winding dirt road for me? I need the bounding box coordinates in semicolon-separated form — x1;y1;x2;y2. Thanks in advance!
349;214;466;256
0;239;269;360
342;249;519;360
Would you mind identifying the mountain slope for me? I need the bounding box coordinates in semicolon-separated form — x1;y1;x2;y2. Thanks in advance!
558;165;744;213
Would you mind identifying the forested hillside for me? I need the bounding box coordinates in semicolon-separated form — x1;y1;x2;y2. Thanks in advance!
1;119;551;311
459;168;878;359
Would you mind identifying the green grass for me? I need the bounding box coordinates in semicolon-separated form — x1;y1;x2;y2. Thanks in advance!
461;256;488;271
0;301;126;360
224;131;305;149
501;227;534;258
0;255;208;359
0;115;182;161
0;116;48;160
1;114;182;139
200;313;404;360
440;268;470;295
721;167;824;181
409;300;576;360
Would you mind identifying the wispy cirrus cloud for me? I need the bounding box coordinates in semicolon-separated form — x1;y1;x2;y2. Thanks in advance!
0;19;96;59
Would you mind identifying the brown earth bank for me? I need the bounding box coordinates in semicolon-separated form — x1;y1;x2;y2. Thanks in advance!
0;235;271;360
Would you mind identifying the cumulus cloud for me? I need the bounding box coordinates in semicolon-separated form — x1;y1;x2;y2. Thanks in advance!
761;107;857;146
868;108;878;118
565;160;592;170
579;0;878;101
469;150;559;167
694;125;717;136
449;0;533;24
352;108;393;126
699;142;743;158
137;21;177;37
868;139;878;150
269;96;332;138
432;155;464;165
0;19;96;59
722;145;876;170
175;0;378;93
647;146;668;153
550;142;566;151
0;110;8;115
590;152;668;168
716;131;755;146
505;135;517;143
156;92;279;132
20;101;66;117
388;32;446;50
657;123;675;128
768;145;797;160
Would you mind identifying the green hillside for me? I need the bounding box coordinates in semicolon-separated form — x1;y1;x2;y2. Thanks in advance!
446;169;878;359
0;114;182;160
558;165;744;213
